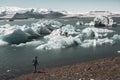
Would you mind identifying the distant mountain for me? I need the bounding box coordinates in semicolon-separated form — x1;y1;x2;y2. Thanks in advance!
0;6;66;19
12;9;66;19
0;6;30;14
0;6;120;19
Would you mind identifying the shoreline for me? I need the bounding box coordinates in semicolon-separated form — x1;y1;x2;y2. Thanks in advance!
10;56;120;80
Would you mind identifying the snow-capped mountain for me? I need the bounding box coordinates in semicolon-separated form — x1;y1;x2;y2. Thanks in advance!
0;6;67;14
0;6;67;19
0;6;31;14
33;8;52;14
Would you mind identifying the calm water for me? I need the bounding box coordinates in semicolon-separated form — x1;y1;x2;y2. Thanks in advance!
0;18;120;80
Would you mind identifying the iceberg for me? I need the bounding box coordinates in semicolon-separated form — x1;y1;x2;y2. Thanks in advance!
31;20;62;30
44;24;80;39
0;24;29;44
76;21;84;26
36;36;81;50
80;38;114;48
0;40;8;46
93;16;117;27
82;27;114;39
0;20;64;44
111;34;120;41
81;39;96;48
31;20;63;35
96;38;114;46
36;25;116;50
61;24;79;36
13;40;44;47
82;27;114;34
1;29;28;44
0;19;119;50
117;51;120;53
36;25;81;50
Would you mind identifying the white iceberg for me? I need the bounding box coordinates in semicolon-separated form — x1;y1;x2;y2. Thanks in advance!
13;40;44;47
0;19;119;50
31;20;62;31
81;39;96;48
30;20;63;35
111;34;120;41
21;26;39;37
37;24;82;50
76;21;84;26
117;51;120;53
82;27;114;34
36;26;116;50
96;38;114;46
93;16;117;27
44;24;80;39
82;27;114;39
36;35;81;50
31;25;51;35
0;40;8;46
61;24;79;36
80;38;114;48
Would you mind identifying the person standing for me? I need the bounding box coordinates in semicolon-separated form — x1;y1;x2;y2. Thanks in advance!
32;56;39;73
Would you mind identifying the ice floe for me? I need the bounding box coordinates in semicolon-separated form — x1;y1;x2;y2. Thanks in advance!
0;19;120;50
0;40;8;46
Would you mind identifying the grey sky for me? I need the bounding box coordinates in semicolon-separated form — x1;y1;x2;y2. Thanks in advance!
0;0;120;13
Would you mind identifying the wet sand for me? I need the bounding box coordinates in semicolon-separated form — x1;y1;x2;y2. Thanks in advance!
10;56;120;80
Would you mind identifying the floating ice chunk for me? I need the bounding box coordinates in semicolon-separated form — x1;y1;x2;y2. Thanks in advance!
81;39;95;48
1;29;28;44
96;38;114;46
31;23;52;35
30;20;63;35
94;16;117;27
76;21;83;26
82;27;114;34
82;27;101;39
61;24;79;36
14;40;44;47
6;69;11;72
0;40;8;46
80;38;114;48
0;20;63;45
89;21;95;26
21;26;39;37
31;20;62;31
111;34;120;41
45;24;80;40
49;29;61;36
117;51;120;53
36;36;80;50
82;27;114;39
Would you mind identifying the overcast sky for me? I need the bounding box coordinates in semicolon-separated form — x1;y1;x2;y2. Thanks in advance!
0;0;120;13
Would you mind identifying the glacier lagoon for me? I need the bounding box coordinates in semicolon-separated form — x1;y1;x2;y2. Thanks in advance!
0;18;120;79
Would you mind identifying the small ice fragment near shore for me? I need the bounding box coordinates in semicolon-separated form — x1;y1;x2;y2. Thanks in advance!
7;69;11;72
0;40;8;46
117;51;120;53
